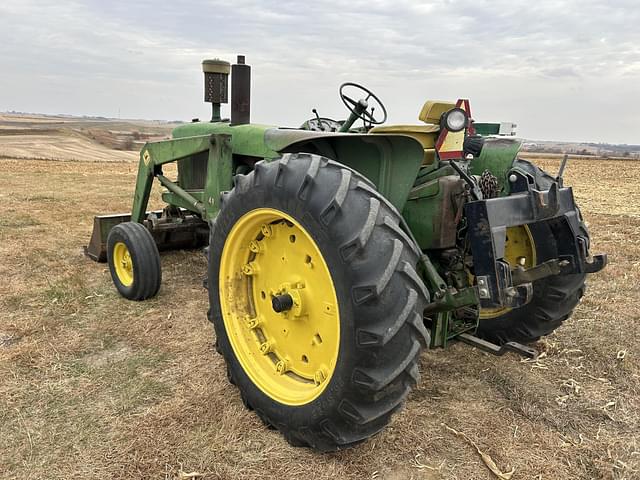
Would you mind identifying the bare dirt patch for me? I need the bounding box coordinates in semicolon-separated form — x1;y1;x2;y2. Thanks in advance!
0;146;637;479
82;342;133;368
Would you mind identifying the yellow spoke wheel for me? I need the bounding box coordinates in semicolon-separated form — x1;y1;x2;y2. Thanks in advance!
106;222;162;301
479;225;537;319
219;208;340;406
113;242;134;287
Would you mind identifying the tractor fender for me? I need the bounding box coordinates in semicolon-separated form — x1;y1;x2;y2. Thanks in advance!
265;129;425;212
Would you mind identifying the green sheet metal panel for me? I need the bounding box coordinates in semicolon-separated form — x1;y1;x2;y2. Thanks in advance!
172;122;280;159
469;137;522;195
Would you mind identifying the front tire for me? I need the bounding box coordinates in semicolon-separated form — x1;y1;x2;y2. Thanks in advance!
107;222;161;300
208;154;430;451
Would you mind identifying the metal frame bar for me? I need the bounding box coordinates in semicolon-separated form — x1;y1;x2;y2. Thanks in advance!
130;134;232;223
465;177;606;309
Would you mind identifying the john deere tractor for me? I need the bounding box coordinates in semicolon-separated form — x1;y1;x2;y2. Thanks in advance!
87;55;606;451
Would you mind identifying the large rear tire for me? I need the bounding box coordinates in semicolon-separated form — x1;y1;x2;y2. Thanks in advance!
476;159;588;344
208;154;430;451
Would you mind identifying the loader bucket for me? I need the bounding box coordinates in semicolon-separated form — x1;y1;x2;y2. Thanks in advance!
85;211;209;262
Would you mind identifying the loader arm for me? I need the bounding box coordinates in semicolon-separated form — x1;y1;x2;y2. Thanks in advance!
131;135;232;222
85;134;232;262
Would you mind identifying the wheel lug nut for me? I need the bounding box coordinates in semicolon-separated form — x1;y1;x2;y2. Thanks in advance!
259;341;273;354
276;360;288;374
314;369;327;385
245;315;261;329
260;224;272;237
242;262;258;275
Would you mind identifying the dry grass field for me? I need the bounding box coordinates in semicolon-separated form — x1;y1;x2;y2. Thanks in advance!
0;121;638;479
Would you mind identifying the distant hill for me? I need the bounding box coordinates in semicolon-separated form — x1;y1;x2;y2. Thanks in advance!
522;139;640;159
0;112;184;161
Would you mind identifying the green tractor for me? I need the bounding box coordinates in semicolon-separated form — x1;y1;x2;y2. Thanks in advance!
87;55;606;451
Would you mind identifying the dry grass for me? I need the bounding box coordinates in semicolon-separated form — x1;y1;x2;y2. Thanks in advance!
0;142;638;479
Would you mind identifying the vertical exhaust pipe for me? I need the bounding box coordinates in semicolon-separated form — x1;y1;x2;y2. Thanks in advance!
231;55;251;125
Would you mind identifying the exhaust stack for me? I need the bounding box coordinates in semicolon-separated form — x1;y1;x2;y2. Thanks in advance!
231;55;251;125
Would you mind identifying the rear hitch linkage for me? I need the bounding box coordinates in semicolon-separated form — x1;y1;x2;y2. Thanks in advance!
464;168;607;311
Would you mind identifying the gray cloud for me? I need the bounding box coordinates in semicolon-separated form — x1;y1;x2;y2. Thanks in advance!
0;0;638;143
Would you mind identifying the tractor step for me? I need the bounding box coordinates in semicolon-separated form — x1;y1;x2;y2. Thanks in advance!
85;210;209;262
458;333;538;360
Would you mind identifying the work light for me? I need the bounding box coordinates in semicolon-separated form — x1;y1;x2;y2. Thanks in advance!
443;108;468;132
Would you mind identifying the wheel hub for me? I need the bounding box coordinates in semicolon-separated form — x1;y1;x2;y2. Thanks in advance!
113;242;134;287
271;293;294;313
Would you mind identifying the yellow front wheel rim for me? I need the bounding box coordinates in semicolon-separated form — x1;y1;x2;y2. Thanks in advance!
479;225;537;319
219;208;340;406
113;242;134;287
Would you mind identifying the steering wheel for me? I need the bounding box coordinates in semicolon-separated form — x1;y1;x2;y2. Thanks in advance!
339;82;388;125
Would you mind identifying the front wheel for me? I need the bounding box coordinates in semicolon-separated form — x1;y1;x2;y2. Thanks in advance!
107;222;161;300
208;154;429;451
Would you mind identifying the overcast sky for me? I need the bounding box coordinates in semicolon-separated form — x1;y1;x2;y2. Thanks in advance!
1;0;638;143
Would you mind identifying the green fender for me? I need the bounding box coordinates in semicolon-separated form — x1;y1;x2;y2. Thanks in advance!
265;129;425;212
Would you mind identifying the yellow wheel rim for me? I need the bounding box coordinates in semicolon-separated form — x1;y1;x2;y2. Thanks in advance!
219;208;340;406
113;242;134;287
479;225;537;319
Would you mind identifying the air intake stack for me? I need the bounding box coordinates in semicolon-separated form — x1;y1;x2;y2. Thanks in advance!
202;59;230;122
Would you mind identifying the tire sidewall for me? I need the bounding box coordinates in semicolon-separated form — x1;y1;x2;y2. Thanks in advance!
107;226;138;298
